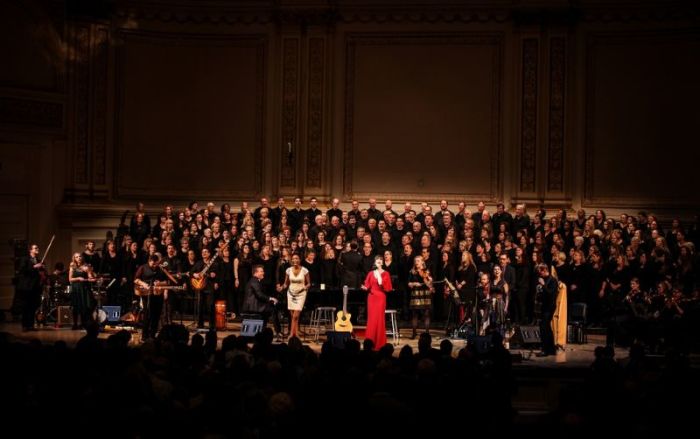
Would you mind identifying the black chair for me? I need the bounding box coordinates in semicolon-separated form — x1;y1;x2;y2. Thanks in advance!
568;302;587;344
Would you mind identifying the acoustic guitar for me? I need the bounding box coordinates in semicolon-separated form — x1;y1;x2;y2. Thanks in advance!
334;285;353;332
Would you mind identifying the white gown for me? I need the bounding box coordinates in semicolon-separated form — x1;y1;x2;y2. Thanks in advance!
286;266;309;311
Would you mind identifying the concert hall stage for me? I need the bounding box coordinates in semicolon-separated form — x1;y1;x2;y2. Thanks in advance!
0;320;625;369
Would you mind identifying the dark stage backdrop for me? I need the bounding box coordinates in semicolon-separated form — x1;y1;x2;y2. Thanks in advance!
0;0;699;309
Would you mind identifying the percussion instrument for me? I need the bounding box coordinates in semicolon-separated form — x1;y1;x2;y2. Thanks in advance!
215;300;227;330
93;308;108;324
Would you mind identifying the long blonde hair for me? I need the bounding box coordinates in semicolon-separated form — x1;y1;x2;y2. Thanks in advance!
459;251;476;271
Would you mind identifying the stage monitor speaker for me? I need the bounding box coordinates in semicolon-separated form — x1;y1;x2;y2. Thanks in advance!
102;306;121;323
240;319;264;337
511;325;541;348
57;306;73;326
326;331;352;349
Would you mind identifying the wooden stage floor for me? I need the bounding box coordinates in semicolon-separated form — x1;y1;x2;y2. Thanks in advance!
0;320;625;368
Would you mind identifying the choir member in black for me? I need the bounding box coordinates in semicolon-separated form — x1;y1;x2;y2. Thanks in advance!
497;254;516;296
190;248;221;329
217;245;235;320
360;242;375;278
475;244;492;276
81;240;101;273
123;241;144;311
512;204;531;236
493;202;513;234
271;197;287;230
242;265;279;334
99;240;123;307
398;243;415;320
256;244;279;298
456;251;478;323
162;244;184;322
253;197;270;226
130;211;150;246
288;197;305;234
535;263;557;356
347;200;360;221
234;243;253;314
488;265;509;332
302;250;321;289
339;242;363;289
382;249;400;311
438;251;459;333
275;247;292;302
326;197;343;222
134;255;169;340
589;251;607;326
376;232;396;260
305;197;322;225
568;250;589;304
604;255;631;346
367;198;382;222
408;255;434;339
635;251;657;293
321;246;337;288
69;252;95;330
15;243;44;331
471;202;486;228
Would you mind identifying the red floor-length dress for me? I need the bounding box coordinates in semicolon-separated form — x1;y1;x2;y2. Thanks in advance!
363;270;393;350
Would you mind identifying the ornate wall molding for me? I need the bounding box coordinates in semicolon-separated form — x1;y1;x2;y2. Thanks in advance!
306;37;325;189
547;36;565;193
581;5;699;23
343;33;502;202
0;97;63;129
73;23;90;186
280;37;299;188
519;38;538;193
338;8;510;24
92;25;109;187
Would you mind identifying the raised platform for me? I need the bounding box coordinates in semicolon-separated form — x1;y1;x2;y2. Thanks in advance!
0;320;625;369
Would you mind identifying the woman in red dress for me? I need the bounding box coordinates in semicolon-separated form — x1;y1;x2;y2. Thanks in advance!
362;255;393;350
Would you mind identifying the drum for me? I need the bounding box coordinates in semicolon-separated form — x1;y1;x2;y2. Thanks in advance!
50;285;71;304
93;307;107;324
215;300;227;330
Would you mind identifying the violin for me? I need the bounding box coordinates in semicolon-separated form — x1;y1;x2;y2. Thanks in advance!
418;268;434;293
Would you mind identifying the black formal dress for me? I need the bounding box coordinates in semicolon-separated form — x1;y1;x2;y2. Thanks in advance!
15;255;43;330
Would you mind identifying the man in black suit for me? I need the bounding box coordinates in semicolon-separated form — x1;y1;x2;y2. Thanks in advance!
305;197;322;226
536;263;557;356
15;244;44;331
242;265;280;336
492;202;513;233
271;197;287;230
326;197;343;222
471;201;486;229
339;242;363;289
288;197;306;234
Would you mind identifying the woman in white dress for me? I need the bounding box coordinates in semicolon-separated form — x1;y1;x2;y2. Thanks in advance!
278;253;310;339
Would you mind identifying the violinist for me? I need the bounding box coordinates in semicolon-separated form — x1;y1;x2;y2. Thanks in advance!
408;255;434;339
69;253;95;330
16;244;44;331
625;277;648;318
